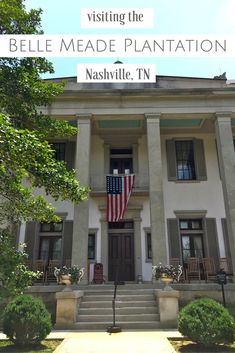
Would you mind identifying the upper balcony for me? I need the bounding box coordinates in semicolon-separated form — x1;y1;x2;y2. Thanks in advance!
90;171;149;196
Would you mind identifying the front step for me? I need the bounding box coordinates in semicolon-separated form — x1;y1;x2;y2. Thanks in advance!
74;321;162;330
78;313;159;322
81;300;156;308
82;294;154;301
77;288;160;330
79;307;157;315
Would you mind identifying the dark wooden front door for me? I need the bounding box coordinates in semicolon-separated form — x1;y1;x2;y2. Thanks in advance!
108;233;134;281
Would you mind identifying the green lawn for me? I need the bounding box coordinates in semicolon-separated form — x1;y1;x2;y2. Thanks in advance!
169;338;235;353
0;340;62;353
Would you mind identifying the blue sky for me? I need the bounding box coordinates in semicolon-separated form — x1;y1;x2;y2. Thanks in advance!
25;0;235;79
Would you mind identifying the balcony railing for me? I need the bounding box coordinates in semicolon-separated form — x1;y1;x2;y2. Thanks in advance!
90;172;149;192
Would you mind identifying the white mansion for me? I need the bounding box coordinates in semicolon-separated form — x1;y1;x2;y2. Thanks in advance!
18;74;235;284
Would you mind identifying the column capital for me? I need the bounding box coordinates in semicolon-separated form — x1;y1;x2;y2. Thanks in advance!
145;113;161;123
215;112;232;124
76;114;92;123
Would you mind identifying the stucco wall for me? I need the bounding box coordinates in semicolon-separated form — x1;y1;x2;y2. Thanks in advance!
161;133;226;257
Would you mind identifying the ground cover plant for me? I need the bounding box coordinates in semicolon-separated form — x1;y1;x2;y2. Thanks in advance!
0;339;61;353
169;338;235;352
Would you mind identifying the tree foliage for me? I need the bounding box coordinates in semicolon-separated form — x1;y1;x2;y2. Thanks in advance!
0;114;88;224
0;0;89;226
0;230;41;298
0;0;89;297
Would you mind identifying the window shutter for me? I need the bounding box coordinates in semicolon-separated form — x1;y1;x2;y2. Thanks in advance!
65;141;76;170
205;218;219;270
25;221;37;262
166;140;177;181
221;218;231;259
62;221;73;265
194;139;207;181
167;219;182;261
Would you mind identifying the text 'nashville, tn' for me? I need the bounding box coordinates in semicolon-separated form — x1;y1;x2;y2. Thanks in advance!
85;67;150;81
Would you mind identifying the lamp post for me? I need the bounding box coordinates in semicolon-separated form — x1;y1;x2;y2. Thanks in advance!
107;265;123;334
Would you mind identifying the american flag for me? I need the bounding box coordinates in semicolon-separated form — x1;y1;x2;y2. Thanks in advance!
106;174;135;222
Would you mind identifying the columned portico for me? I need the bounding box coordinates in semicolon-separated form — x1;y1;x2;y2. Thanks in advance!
72;115;91;283
215;113;235;278
146;114;167;266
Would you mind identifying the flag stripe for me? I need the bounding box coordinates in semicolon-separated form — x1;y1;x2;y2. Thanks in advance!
106;174;135;222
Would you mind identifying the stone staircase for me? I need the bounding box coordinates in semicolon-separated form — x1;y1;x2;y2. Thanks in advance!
75;285;160;330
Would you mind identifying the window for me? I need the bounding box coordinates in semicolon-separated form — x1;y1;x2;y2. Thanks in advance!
40;222;63;232
39;237;62;262
51;142;66;161
109;221;134;229
39;221;63;264
146;233;152;260
180;219;204;262
88;234;96;260
110;148;133;174
166;138;207;181
175;141;196;180
144;228;152;261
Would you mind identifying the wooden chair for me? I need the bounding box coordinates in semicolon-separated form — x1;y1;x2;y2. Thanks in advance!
170;258;181;267
45;260;61;283
219;258;233;281
187;257;201;282
202;257;217;282
34;260;46;283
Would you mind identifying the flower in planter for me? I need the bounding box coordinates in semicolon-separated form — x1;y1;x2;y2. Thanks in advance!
152;263;182;282
54;266;85;284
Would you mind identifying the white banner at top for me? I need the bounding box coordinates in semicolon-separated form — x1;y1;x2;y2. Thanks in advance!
0;35;234;58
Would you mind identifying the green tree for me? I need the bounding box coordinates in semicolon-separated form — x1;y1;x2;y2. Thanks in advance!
0;0;89;297
0;231;41;298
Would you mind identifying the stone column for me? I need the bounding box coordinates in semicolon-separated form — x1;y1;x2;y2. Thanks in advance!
72;115;91;283
104;143;110;175
215;113;235;278
134;218;142;281
146;114;167;266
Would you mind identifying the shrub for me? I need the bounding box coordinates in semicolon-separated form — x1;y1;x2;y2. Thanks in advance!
178;298;235;347
2;295;52;347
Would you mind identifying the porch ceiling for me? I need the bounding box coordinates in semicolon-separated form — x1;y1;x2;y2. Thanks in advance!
160;119;202;127
68;113;221;134
97;120;141;128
